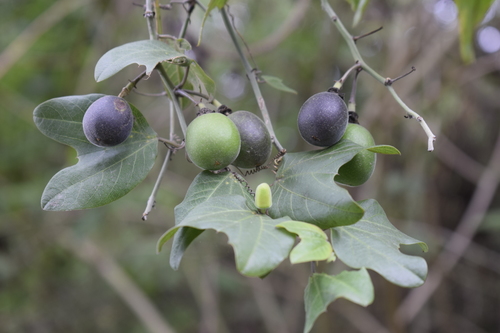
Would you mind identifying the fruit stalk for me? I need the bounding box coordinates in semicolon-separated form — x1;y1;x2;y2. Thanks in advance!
321;0;436;151
220;7;285;153
332;62;362;91
348;68;362;112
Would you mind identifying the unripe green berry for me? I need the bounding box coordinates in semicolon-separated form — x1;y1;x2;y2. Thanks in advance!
335;124;376;186
185;113;241;170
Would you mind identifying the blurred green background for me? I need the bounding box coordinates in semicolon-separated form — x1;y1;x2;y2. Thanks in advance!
1;0;500;332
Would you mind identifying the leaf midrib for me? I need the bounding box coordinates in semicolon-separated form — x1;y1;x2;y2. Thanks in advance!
45;140;156;205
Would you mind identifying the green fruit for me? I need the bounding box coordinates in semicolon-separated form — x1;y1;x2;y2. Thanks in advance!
335;123;376;186
82;95;134;147
185;113;241;170
297;91;348;147
228;111;272;168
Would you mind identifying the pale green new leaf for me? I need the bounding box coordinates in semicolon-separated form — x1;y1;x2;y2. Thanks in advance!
304;269;374;333
276;221;332;264
455;0;495;63
33;94;158;211
165;171;256;270
331;199;428;287
367;144;400;155
157;195;295;277
269;140;365;229
261;75;297;94
94;40;190;82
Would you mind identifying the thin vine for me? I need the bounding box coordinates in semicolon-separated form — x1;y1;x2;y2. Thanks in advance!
321;0;436;151
220;6;286;153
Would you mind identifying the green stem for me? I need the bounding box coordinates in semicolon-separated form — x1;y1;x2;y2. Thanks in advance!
321;0;383;83
321;0;436;151
320;0;361;60
157;64;188;137
212;99;222;108
145;0;156;40
220;7;285;153
348;68;362;112
387;86;436;151
177;89;222;108
179;0;196;38
332;62;361;91
157;136;182;148
155;0;162;36
175;89;200;105
118;71;147;98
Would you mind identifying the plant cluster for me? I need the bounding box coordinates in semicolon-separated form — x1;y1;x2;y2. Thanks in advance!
32;1;434;331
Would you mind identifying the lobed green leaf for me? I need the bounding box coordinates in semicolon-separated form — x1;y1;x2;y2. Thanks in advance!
269;140;365;229
165;171;256;270
304;269;374;333
33;94;158;211
331;199;428;288
157;195;295;277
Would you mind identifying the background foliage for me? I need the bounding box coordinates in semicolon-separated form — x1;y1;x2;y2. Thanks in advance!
1;0;500;332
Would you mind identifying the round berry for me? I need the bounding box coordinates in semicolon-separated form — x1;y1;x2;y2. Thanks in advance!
83;95;134;147
185;113;241;170
228;111;272;169
335;123;376;186
297;91;348;147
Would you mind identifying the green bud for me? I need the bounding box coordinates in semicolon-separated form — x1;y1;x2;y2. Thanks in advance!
255;183;272;213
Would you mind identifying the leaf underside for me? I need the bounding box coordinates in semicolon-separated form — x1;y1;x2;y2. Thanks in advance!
276;221;333;263
331;199;428;287
33;94;158;211
304;268;374;333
